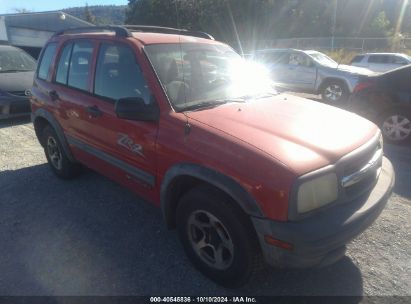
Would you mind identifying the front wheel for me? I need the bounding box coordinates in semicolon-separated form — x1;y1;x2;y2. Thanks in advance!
378;110;411;144
321;80;349;104
176;186;262;288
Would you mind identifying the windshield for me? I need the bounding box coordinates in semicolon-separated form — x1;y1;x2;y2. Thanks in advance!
308;52;338;67
145;43;276;111
0;48;37;72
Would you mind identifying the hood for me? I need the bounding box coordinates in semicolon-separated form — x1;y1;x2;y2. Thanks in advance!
186;94;378;175
0;71;35;92
336;64;375;75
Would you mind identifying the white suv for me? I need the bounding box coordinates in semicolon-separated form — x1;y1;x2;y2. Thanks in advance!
351;53;411;72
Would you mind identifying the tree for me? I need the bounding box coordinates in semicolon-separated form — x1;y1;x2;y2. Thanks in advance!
13;8;32;13
368;11;391;37
84;3;96;24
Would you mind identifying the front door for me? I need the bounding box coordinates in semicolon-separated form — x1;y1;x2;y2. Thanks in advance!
64;41;159;197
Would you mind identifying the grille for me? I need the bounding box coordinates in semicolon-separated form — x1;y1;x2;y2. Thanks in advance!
8;91;27;97
10;103;31;114
340;139;382;201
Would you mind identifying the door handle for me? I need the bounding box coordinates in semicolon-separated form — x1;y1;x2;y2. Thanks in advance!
86;105;102;118
49;90;59;101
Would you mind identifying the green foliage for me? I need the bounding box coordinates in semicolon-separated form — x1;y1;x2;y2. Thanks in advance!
63;5;126;25
84;3;96;25
368;11;391;37
125;0;411;40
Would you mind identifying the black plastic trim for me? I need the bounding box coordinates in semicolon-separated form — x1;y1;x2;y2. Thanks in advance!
66;135;155;187
160;163;264;228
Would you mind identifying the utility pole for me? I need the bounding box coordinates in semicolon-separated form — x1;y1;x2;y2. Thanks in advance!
331;0;338;51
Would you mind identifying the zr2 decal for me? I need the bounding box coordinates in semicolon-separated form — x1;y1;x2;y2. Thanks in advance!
117;133;144;157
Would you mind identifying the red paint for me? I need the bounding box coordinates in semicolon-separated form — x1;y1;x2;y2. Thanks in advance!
31;32;379;222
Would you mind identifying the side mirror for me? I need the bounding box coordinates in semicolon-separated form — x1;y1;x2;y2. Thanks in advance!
115;97;160;122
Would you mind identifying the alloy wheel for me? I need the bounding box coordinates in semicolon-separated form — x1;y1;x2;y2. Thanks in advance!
187;210;234;270
47;137;63;170
382;114;411;142
324;84;343;102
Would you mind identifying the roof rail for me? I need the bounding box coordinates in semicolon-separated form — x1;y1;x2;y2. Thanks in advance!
123;25;214;40
54;25;131;38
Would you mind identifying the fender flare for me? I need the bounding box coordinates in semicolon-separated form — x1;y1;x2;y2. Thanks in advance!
160;163;264;228
31;109;76;162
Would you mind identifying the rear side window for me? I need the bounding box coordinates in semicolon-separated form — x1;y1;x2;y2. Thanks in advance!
256;51;288;64
56;43;73;84
67;42;93;91
351;55;364;63
368;55;389;63
37;43;57;80
94;43;151;103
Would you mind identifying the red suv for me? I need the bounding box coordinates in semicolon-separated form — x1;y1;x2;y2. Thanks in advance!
31;26;394;287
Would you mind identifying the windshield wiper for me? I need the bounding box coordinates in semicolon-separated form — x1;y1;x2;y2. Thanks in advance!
0;69;33;73
181;98;246;112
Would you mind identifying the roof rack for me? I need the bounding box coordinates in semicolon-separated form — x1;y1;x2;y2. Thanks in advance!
54;26;131;38
123;25;214;40
53;25;214;40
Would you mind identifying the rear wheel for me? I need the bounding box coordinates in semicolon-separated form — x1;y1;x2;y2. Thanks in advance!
42;126;82;179
321;80;349;104
379;110;411;144
176;186;262;288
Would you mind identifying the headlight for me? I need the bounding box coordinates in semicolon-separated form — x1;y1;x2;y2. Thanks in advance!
297;173;338;214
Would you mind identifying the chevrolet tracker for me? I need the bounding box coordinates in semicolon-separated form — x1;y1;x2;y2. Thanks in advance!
30;25;395;287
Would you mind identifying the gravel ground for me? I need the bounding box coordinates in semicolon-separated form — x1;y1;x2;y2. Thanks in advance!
0;118;410;297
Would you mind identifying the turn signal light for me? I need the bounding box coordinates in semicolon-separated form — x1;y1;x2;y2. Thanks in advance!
264;235;294;251
353;81;375;94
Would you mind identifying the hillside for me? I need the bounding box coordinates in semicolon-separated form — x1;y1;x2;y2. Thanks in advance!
63;5;126;25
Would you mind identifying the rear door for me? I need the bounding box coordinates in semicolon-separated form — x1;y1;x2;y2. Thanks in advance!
256;51;290;87
51;40;97;142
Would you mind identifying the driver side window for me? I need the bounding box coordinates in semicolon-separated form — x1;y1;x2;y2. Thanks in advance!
289;53;312;67
94;43;151;104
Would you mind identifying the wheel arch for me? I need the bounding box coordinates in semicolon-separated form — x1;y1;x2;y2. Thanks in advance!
160;163;264;229
32;109;76;162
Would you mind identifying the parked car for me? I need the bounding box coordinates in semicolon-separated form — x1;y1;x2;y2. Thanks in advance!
31;26;394;287
348;65;411;144
0;44;36;119
253;48;374;103
350;53;411;73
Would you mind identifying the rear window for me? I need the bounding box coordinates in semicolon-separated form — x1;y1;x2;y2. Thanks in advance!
351;55;364;63
37;43;57;80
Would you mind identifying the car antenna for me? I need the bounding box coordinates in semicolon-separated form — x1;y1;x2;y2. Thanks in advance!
174;0;191;136
336;51;343;69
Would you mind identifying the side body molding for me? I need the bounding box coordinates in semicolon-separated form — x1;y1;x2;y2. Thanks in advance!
160;163;264;228
31;109;76;162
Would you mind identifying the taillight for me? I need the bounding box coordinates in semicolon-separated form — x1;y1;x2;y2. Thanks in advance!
353;81;375;94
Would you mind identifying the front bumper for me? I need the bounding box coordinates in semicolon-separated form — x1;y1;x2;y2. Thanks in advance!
0;97;31;119
252;156;395;268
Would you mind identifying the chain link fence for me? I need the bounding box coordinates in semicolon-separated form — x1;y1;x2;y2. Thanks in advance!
238;37;411;54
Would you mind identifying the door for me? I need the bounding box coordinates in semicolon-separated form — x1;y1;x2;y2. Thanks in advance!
52;40;97;142
286;52;317;91
75;42;159;190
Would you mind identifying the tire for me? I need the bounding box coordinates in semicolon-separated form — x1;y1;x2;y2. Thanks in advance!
321;80;349;104
42;125;82;179
378;109;411;145
176;185;262;288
